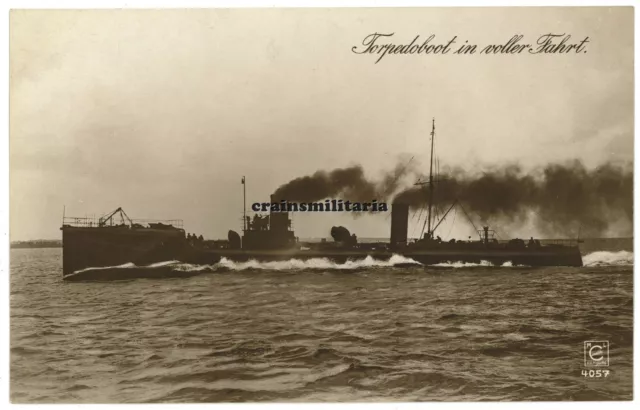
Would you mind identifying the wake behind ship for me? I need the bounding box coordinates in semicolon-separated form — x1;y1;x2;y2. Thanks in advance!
61;121;583;281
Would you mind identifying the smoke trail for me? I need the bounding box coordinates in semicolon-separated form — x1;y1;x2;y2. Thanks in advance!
273;158;631;237
393;160;633;237
272;156;418;202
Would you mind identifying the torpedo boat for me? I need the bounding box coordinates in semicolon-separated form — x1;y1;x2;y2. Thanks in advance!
61;120;583;280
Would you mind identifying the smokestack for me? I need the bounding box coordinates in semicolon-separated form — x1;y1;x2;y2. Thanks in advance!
390;204;409;248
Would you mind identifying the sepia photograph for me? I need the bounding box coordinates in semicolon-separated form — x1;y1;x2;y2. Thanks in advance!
8;5;634;403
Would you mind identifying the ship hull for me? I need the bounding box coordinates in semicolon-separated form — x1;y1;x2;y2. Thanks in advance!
181;248;583;267
61;226;186;276
62;243;583;281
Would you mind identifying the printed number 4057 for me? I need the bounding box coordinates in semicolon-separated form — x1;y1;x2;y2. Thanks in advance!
582;369;610;378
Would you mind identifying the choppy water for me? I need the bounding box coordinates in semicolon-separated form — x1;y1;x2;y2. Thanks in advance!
10;246;633;402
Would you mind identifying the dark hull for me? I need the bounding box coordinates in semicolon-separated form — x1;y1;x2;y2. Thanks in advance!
61;226;186;276
62;238;583;281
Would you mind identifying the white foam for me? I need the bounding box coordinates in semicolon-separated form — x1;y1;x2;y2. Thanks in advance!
147;260;180;268
72;262;136;273
69;260;179;275
432;260;495;268
583;250;633;267
432;260;527;268
69;250;632;276
174;254;422;272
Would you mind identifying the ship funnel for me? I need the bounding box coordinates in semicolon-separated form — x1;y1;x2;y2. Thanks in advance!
390;204;409;248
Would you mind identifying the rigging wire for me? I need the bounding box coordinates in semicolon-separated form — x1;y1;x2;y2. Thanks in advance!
420;208;429;239
411;204;425;238
410;207;424;239
457;202;482;239
410;208;419;223
445;208;457;240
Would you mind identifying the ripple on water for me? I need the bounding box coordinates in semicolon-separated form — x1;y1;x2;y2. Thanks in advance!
9;248;634;402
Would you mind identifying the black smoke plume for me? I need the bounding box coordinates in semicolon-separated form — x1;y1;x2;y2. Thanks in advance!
394;160;633;237
273;159;632;237
272;159;417;203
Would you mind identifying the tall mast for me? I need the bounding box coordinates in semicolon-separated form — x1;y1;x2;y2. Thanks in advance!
426;118;435;238
242;176;246;231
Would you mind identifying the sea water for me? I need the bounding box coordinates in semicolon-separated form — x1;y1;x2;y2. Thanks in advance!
10;240;633;402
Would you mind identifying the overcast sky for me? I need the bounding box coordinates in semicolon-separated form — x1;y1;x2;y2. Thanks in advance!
10;7;633;241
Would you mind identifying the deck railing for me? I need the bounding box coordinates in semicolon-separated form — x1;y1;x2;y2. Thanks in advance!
404;237;582;247
540;238;582;246
62;216;183;229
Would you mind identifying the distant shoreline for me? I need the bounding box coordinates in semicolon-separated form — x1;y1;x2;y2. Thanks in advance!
10;240;62;249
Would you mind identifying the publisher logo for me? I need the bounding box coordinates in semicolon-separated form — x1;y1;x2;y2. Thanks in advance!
584;341;609;367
